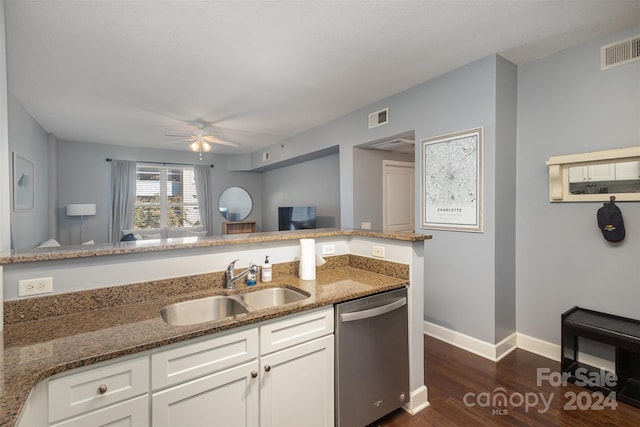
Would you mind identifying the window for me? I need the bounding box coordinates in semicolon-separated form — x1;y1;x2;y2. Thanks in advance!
134;164;200;229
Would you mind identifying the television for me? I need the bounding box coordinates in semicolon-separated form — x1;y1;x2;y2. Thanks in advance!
278;206;317;231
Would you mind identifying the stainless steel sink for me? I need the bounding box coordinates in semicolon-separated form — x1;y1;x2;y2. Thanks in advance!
238;287;310;311
161;295;249;326
160;287;310;326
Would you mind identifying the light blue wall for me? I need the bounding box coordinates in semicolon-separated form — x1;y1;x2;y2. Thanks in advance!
239;54;510;344
8;91;49;249
494;56;518;342
56;140;263;244
261;152;340;231
353;147;414;231
516;25;640;344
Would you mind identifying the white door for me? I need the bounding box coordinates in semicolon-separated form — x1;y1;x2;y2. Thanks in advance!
152;360;259;427
383;161;415;232
260;336;334;427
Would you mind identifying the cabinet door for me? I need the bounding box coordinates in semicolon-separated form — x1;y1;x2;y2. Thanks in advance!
615;160;640;180
51;395;149;427
588;163;615;181
152;360;259;427
568;165;587;182
260;335;334;427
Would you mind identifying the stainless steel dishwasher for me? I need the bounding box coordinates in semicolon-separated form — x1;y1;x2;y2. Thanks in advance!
335;287;409;426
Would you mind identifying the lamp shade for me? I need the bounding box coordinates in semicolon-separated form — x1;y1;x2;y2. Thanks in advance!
66;204;96;216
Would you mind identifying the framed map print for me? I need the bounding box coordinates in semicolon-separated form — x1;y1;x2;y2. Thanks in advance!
421;128;483;232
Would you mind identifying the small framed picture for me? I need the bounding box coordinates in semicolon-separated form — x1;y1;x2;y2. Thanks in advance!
13;152;35;212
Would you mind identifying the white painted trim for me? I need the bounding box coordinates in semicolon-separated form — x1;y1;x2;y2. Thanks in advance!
516;333;561;362
517;333;614;372
495;333;518;361
425;327;616;371
0;1;11;251
402;385;429;415
423;321;517;362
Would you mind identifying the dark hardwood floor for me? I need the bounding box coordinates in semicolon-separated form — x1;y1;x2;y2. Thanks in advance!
372;335;640;426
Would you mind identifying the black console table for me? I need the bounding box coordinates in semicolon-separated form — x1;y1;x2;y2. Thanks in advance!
561;306;640;408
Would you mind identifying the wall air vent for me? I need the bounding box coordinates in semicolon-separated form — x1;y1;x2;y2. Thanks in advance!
601;34;640;70
368;107;389;129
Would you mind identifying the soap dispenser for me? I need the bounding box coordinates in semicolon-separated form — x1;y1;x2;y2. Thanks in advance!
262;256;272;283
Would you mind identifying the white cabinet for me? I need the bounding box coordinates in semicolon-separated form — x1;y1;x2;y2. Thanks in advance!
615;160;640;180
152;307;334;427
151;328;260;427
260;335;334;427
19;307;334;427
51;395;149;427
569;164;616;182
152;360;259;427
48;356;149;426
151;328;258;390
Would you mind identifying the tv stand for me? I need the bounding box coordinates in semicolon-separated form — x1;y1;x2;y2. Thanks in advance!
561;306;640;408
222;221;256;235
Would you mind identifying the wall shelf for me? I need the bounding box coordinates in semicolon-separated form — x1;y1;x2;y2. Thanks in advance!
546;146;640;202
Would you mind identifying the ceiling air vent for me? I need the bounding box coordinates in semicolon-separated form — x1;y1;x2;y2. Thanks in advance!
370;138;415;153
601;34;640;70
368;107;389;129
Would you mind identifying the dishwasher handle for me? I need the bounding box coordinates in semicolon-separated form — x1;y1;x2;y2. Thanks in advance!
340;297;407;323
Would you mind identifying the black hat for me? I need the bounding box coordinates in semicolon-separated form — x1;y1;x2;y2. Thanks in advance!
597;202;625;242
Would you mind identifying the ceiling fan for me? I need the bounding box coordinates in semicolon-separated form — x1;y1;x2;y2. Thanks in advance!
165;122;241;159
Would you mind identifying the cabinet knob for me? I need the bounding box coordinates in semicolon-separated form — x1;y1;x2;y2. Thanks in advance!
264;365;271;372
251;371;258;379
97;384;108;394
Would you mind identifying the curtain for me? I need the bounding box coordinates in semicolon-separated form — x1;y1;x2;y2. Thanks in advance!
194;165;215;235
109;160;136;242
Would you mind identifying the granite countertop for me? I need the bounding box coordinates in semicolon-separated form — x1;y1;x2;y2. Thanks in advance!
0;228;431;265
0;262;408;426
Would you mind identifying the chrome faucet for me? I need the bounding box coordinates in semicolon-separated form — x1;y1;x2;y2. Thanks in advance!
225;259;259;289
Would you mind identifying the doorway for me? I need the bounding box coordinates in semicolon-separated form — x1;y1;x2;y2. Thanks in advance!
383;160;415;232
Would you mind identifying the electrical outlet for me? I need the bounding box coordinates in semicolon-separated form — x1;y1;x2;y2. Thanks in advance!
19;277;53;296
372;246;385;258
361;222;372;230
322;244;335;255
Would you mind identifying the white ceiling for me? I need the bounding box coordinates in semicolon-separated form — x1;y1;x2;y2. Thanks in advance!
5;1;640;154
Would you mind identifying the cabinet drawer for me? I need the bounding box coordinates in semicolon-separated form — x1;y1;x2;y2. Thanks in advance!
50;395;149;427
260;307;334;355
48;356;149;423
152;327;258;390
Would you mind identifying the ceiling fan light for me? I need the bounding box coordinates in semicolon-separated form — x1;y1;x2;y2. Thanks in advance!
189;141;200;152
202;142;212;152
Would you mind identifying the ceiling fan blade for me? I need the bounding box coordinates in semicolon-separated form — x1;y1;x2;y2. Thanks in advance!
202;135;241;148
165;134;192;138
162;138;194;144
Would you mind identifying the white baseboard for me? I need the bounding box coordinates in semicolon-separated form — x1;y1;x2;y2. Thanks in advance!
403;385;429;415
423;321;517;362
425;324;616;371
516;333;560;361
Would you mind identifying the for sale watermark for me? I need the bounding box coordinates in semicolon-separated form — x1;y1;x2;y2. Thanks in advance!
462;367;618;415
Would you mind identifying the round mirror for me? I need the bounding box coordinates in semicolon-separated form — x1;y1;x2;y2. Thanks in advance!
218;187;253;221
